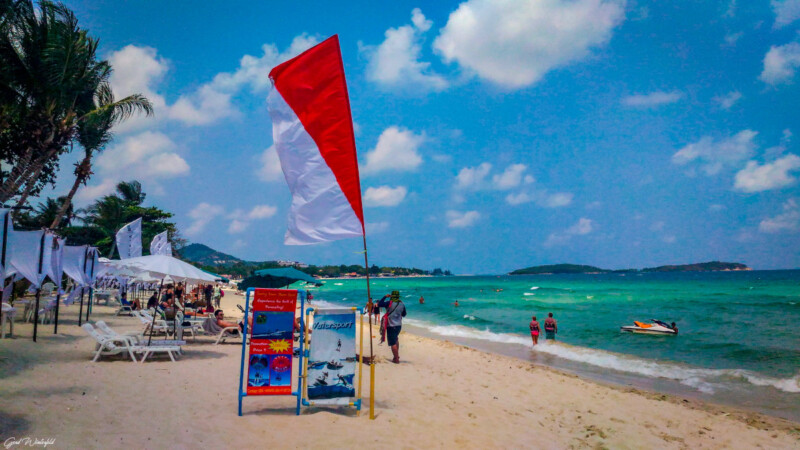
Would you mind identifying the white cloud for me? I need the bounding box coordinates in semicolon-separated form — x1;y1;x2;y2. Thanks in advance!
363;185;408;207
248;205;278;219
446;210;481;228
228;219;249;234
492;164;528;189
107;45;168;134
759;199;800;233
257;146;283;182
714;91;742;109
366;221;390;234
433;0;626;89
772;0;800;28
672;130;758;175
186;202;225;236
709;204;726;212
724;32;743;46
186;202;275;236
662;235;677;244
79;131;189;203
734;154;800;192
212;34;319;93
505;190;572;207
168;85;236;126
760;42;800;86
362;127;424;174
544;217;593;246
438;237;456;246
107;36;318;130
540;192;573;208
74;178;118;203
455;163;492;190
505;192;532;205
621;91;683;107
363;8;448;92
650;221;665;232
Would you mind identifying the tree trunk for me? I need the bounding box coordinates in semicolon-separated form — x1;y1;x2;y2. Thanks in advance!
14;161;47;209
50;152;92;229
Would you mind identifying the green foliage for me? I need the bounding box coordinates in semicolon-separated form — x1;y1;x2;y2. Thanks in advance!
510;264;610;275
0;0;151;205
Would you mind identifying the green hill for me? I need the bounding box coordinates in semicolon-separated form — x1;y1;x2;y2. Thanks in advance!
510;264;609;275
179;243;242;266
510;261;750;275
641;261;750;272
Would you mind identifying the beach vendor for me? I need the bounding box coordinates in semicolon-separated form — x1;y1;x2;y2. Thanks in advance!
544;313;557;340
378;291;407;364
530;315;540;345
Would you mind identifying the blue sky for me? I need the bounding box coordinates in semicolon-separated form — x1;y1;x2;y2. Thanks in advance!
42;0;800;273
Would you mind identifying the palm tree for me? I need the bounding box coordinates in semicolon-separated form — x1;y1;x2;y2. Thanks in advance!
82;194;126;257
49;84;152;228
115;180;146;206
0;1;151;206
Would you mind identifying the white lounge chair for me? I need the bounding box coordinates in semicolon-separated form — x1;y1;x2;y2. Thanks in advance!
82;323;138;362
95;320;143;346
200;316;242;345
1;303;16;339
83;323;182;363
134;310;170;335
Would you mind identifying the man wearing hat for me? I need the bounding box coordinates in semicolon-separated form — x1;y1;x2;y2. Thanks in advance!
378;291;407;364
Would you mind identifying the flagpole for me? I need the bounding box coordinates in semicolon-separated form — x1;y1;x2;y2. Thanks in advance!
361;233;376;420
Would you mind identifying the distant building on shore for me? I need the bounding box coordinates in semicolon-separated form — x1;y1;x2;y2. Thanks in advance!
277;260;309;268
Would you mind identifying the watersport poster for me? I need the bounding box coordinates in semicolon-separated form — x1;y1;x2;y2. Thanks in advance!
307;308;356;405
246;289;297;395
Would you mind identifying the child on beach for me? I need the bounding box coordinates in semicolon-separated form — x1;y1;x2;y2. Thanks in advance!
530;316;540;345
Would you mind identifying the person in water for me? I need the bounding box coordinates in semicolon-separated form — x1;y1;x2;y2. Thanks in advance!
529;315;540;345
671;322;678;334
453;300;459;307
544;313;557;340
419;295;424;304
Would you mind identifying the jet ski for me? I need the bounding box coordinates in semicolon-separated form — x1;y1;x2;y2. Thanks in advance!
620;319;678;335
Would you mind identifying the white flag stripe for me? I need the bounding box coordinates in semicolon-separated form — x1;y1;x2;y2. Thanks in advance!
268;89;363;245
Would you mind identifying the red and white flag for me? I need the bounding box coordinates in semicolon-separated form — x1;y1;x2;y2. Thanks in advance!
268;35;365;245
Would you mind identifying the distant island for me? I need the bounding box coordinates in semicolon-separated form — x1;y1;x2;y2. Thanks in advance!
510;261;750;275
180;243;451;279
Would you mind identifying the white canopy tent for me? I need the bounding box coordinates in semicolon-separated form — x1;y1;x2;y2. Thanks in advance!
105;255;218;284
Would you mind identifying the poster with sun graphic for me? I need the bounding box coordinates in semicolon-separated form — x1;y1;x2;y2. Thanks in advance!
307;308;356;405
246;289;297;395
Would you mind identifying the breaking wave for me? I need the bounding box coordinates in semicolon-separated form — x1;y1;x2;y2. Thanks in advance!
404;320;800;395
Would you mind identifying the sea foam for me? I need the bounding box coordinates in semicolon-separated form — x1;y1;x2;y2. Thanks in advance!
404;320;800;395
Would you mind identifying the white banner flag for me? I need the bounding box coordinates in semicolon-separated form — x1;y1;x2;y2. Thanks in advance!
149;230;172;256
115;218;142;259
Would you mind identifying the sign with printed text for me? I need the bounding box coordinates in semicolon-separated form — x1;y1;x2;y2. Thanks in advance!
306;308;356;405
246;289;297;395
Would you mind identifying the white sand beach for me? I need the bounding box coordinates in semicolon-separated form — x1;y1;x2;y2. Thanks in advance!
1;291;798;449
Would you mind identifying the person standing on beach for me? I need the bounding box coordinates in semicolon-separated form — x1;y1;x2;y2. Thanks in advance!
544;313;557;340
530;316;540;345
378;291;406;363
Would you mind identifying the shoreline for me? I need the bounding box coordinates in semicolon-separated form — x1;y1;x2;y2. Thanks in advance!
400;321;800;425
0;292;798;448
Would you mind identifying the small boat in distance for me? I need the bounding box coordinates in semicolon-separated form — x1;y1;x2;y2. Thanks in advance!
621;320;678;335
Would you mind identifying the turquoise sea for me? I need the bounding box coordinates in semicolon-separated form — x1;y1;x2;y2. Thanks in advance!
309;271;800;421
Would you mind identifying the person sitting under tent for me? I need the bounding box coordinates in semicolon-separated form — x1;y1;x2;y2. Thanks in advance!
120;291;141;311
146;293;158;310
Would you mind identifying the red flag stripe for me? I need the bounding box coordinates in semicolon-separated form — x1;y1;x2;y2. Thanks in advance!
269;35;364;227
